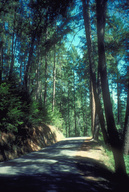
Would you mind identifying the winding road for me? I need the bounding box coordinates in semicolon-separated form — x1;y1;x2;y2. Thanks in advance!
0;137;127;191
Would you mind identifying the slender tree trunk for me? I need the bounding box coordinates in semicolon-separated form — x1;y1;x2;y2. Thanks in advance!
82;0;108;144
66;121;68;138
96;0;126;176
123;71;129;153
24;34;35;90
24;17;42;90
94;115;100;140
35;45;40;101
73;72;77;136
82;0;96;137
81;91;87;136
91;81;96;136
0;41;3;83
20;60;22;84
44;52;48;107
117;71;120;124
124;117;129;155
44;29;48;107
9;11;16;80
68;83;70;137
52;46;56;112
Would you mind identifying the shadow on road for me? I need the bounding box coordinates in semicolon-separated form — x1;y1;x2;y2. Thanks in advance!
0;137;129;191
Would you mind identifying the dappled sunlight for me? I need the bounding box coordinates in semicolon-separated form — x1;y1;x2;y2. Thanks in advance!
0;137;87;176
84;176;108;182
60;149;76;157
0;137;127;191
0;158;59;176
76;140;111;169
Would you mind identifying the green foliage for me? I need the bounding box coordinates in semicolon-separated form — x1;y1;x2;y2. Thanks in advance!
45;105;64;130
0;82;24;132
0;82;42;132
124;155;129;175
27;101;41;125
104;147;129;174
104;148;115;172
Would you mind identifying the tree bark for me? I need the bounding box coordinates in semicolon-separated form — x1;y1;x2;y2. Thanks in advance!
117;71;120;124
9;10;16;80
91;81;96;136
44;29;48;107
73;72;77;136
24;33;35;90
52;46;56;112
0;41;3;83
123;70;129;153
124;117;129;155
96;0;126;175
82;0;108;143
68;83;70;137
82;0;96;137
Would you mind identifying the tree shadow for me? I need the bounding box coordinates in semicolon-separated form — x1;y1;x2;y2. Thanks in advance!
0;123;58;162
0;138;129;191
76;139;129;192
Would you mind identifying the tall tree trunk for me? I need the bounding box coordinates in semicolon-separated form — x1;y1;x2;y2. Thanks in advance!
52;46;56;112
117;71;120;124
123;69;129;153
73;72;77;136
68;83;70;137
90;81;96;136
20;60;22;84
44;29;48;107
24;17;42;91
82;0;108;144
65;121;68;138
9;10;16;80
24;34;35;90
81;90;87;136
35;45;40;101
96;0;126;176
0;41;3;83
82;0;96;137
124;117;129;155
44;52;48;107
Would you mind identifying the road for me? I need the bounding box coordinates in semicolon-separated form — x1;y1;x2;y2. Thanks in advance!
0;137;125;192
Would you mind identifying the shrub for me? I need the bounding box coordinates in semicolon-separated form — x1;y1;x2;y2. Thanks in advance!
45;105;64;130
0;82;24;132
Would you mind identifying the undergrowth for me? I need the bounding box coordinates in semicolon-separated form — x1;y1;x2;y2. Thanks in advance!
103;144;129;174
124;155;129;175
104;148;115;172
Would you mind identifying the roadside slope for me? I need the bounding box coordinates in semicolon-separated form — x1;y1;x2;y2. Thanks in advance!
0;123;64;162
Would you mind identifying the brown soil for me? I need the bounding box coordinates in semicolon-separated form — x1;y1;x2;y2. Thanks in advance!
0;123;64;162
76;137;112;170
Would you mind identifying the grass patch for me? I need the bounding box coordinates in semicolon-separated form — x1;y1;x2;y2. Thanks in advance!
104;148;115;172
124;155;129;175
104;146;129;174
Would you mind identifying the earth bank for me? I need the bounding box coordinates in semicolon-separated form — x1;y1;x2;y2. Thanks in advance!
0;123;64;162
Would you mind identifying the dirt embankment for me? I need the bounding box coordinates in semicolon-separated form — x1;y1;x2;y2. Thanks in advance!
0;123;64;162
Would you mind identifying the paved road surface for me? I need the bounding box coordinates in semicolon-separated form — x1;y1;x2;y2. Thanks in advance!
0;137;127;191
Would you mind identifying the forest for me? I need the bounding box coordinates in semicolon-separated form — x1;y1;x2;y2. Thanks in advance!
0;0;129;176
